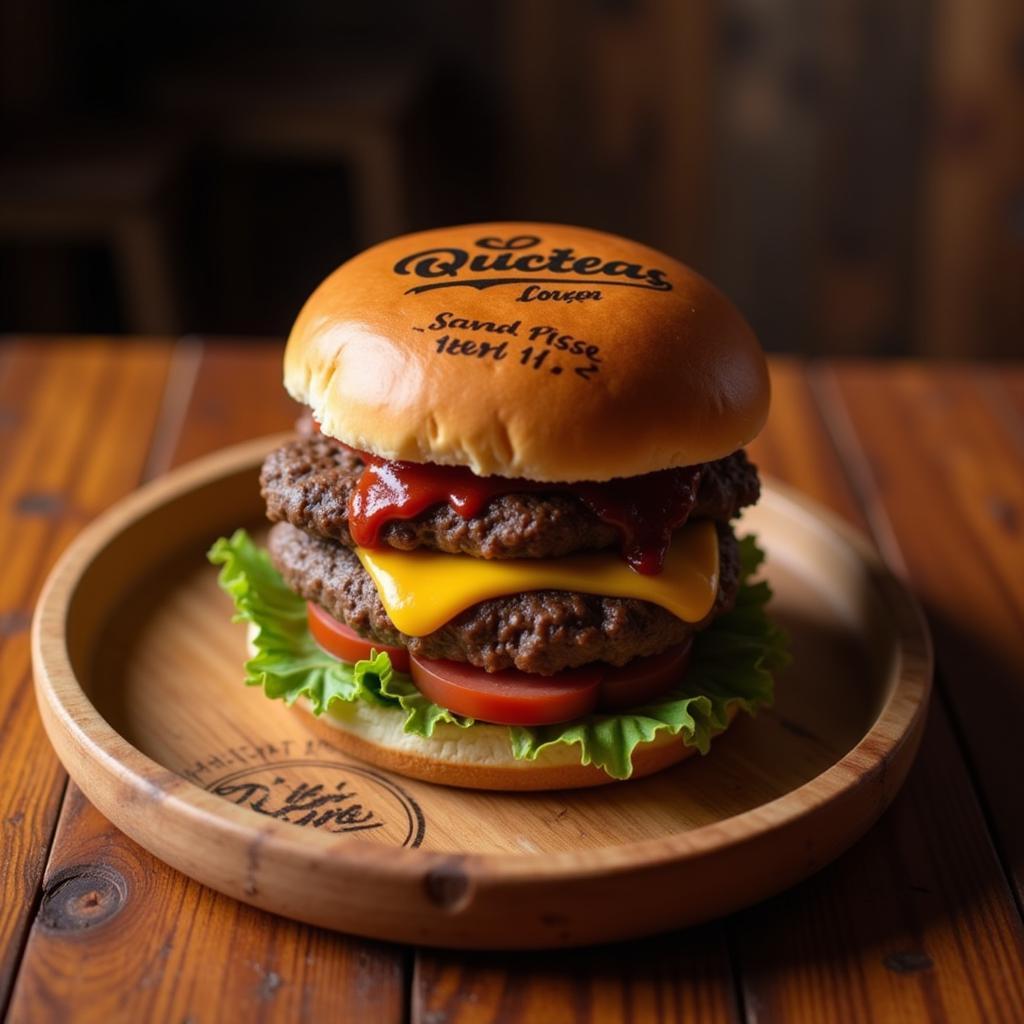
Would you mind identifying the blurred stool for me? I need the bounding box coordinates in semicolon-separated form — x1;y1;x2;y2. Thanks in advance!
153;55;421;247
0;132;183;334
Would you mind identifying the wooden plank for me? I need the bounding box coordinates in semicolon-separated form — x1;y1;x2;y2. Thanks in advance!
7;338;406;1023
414;927;739;1024
732;708;1024;1024
916;0;1024;355
733;360;1024;1023
819;361;1024;908
816;0;929;356
8;785;404;1023
165;339;299;468
710;0;824;353
501;0;713;261
980;367;1024;440
0;338;172;1011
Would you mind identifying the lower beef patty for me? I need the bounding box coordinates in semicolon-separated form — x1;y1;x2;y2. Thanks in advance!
261;436;760;560
268;521;741;676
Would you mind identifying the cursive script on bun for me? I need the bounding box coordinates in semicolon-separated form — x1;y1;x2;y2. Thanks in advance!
393;233;672;293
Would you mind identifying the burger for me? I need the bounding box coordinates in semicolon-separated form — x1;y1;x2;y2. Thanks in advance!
210;223;788;790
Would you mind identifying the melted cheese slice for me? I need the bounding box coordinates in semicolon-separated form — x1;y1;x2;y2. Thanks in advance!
354;520;719;637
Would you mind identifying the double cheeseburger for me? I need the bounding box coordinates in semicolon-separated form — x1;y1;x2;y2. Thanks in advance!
211;223;787;790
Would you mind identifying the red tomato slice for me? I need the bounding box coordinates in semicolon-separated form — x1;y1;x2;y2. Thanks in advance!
409;640;694;725
307;602;411;673
598;639;693;712
409;656;602;726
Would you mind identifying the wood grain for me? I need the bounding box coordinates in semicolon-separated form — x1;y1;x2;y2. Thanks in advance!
710;1;824;354
10;340;406;1023
821;362;1024;908
414;927;739;1024
917;0;1024;356
502;0;712;261
729;360;1024;1023
985;367;1024;431
816;0;929;357
165;339;300;468
0;339;172;1011
7;784;404;1024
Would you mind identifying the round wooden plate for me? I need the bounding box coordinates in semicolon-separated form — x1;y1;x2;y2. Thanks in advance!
32;436;932;949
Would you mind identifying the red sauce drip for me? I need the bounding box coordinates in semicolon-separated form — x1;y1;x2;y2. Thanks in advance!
347;448;702;575
573;468;702;575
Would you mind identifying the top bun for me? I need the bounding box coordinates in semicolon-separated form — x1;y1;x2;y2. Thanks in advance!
284;222;768;482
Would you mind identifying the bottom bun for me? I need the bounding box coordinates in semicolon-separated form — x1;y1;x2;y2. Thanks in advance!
297;696;739;791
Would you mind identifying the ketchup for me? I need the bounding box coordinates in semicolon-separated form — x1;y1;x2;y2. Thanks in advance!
573;468;701;575
347;447;701;575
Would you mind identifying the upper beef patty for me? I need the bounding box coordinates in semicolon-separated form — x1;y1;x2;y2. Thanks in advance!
268;520;741;675
261;436;760;561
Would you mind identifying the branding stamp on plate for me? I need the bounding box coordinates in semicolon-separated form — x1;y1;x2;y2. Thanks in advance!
181;738;426;848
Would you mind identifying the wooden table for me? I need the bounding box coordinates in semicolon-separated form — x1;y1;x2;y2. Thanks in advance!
2;337;1023;1023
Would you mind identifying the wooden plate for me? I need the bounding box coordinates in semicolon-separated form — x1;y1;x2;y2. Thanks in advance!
32;436;932;949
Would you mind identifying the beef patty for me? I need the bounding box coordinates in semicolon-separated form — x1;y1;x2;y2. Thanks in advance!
268;520;741;675
262;436;760;561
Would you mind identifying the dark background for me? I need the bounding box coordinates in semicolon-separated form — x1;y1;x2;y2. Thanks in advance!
1;0;1021;355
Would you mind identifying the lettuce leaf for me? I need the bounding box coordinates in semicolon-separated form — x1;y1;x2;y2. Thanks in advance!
208;530;789;780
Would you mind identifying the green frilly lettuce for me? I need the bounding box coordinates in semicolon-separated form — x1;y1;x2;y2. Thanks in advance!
208;530;789;780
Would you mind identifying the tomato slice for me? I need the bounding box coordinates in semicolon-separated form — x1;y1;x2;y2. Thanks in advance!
409;640;694;726
598;640;693;712
409;656;602;726
307;602;411;672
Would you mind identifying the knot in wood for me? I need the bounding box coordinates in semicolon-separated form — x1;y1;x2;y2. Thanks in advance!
15;492;67;518
38;864;127;931
0;611;31;637
883;950;934;974
424;860;473;912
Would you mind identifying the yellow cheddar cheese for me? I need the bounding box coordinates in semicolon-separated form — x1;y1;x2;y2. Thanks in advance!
354;520;719;637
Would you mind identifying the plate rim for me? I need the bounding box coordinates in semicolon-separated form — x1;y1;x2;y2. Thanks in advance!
32;435;934;886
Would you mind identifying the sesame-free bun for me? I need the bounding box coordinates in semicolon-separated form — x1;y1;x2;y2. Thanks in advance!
284;222;768;482
299;696;738;791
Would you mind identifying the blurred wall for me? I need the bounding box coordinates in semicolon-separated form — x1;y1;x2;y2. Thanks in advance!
0;0;1021;355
